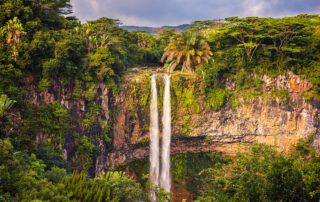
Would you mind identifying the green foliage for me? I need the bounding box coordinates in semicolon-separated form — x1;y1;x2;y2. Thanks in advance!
84;82;96;101
0;138;145;201
230;70;264;104
303;91;316;101
196;143;320;202
101;124;112;143
0;138;69;201
73;79;83;98
206;88;230;111
0;1;319;201
125;75;151;134
45;166;67;184
1;17;25;61
129;31;164;66
81;103;101;129
89;46;115;80
0;1;157;201
162;32;213;72
0;94;15;118
201;14;320;99
38;78;50;91
156;188;172;202
172;153;226;196
124;153;227;199
72;134;98;173
36;146;69;171
271;89;289;104
200;59;228;92
172;77;201;113
61;171;147;201
23;103;71;150
299;63;320;96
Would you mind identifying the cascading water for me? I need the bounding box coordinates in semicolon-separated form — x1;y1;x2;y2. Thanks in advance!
149;73;171;201
160;74;171;193
149;74;160;202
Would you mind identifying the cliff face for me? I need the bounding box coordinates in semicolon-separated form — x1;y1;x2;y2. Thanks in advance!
105;71;319;170
25;76;111;173
25;71;319;174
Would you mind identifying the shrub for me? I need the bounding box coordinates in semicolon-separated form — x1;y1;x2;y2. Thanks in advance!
206;88;230;110
271;89;289;104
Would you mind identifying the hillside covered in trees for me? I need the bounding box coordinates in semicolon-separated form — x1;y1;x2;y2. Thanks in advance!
0;0;319;201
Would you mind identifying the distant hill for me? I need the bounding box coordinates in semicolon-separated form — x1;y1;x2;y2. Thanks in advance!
121;24;189;34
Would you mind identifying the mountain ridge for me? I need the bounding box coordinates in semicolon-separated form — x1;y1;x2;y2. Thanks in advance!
121;24;189;34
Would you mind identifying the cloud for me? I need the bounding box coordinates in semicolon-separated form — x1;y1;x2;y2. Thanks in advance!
70;0;320;26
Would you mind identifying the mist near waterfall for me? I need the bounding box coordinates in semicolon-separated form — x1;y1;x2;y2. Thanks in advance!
149;74;172;201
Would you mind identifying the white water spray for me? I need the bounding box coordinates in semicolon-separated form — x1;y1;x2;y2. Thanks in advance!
149;74;171;201
149;74;160;202
160;74;171;192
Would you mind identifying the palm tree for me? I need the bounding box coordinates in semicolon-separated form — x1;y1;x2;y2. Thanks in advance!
135;31;152;48
0;94;15;118
161;32;213;72
4;17;25;61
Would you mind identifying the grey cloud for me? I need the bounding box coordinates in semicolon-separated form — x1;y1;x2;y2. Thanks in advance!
71;0;320;26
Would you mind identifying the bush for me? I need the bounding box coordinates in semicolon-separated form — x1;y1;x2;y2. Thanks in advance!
45;166;67;184
196;143;320;202
61;172;147;201
206;88;230;110
271;89;289;104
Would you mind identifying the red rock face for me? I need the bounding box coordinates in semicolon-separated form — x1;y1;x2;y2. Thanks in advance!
113;102;128;149
290;78;311;93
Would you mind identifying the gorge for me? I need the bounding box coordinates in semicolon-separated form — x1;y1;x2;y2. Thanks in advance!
1;5;319;200
17;68;320;201
98;70;319;171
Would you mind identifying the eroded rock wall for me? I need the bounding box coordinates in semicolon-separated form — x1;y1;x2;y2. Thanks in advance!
23;71;319;174
105;71;319;169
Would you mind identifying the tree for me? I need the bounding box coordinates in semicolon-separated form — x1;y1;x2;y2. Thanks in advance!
134;31;153;48
0;0;72;28
60;172;147;201
224;17;269;63
89;46;115;80
1;17;25;61
267;17;310;71
0;94;15;118
158;28;176;47
77;18;122;54
196;144;310;202
76;17;132;72
161;32;213;72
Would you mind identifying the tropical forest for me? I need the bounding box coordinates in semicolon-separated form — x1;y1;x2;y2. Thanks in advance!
0;0;319;201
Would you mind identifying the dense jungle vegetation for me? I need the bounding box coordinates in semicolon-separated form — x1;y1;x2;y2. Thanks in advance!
0;0;319;201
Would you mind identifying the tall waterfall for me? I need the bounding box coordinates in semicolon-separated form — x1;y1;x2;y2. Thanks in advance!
149;74;172;201
149;75;160;202
160;74;171;193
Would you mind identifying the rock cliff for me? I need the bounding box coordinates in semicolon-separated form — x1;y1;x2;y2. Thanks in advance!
25;70;319;174
104;71;319;171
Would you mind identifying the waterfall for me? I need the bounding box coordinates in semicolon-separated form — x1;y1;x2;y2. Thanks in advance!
149;74;171;201
160;74;171;193
149;74;160;202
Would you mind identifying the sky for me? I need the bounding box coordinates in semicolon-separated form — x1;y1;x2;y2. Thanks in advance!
71;0;320;27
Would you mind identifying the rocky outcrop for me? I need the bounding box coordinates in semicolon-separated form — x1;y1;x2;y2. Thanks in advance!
23;71;319;174
102;71;319;170
25;77;110;165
